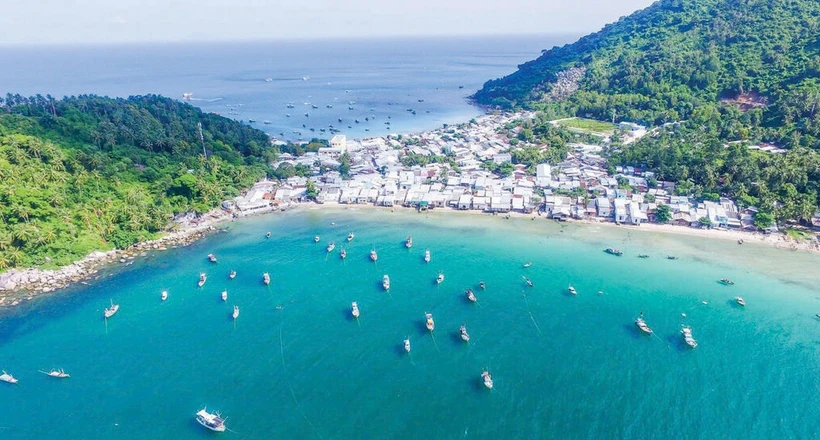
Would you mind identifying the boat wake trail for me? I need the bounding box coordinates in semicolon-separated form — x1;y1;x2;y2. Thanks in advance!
522;292;542;336
430;332;440;352
279;320;324;439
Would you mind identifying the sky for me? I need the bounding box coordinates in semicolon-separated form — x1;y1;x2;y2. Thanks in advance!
0;0;656;46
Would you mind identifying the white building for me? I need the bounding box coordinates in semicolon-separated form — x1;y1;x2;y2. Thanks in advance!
536;163;552;179
330;134;347;151
614;198;628;223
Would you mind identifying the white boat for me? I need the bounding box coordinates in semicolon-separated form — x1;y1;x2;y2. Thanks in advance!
460;325;470;342
229;270;236;280
327;242;335;252
347;232;355;242
425;313;435;331
104;300;119;319
382;275;390;291
161;291;168;301
195;408;226;432
405;236;413;248
182;93;193;100
0;371;18;384
370;249;378;262
198;273;207;288
523;276;533;287
263;273;270;285
735;296;746;306
465;289;476;303
681;326;698;348
351;302;360;318
481;371;493;390
221;291;228;301
232;305;240;320
404;338;411;353
314;236;320;243
436;273;444;284
266;231;271;239
479;281;486;290
635;315;653;335
424;249;430;263
208;253;217;263
340;249;347;260
523;262;532;268
40;368;70;379
568;286;577;295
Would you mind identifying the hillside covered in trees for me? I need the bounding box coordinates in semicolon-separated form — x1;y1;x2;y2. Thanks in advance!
0;94;274;270
474;0;820;222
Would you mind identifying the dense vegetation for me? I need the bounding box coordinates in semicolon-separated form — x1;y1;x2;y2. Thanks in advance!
0;94;274;270
474;0;820;222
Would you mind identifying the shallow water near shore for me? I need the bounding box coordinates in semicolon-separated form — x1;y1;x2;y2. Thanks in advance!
1;207;819;439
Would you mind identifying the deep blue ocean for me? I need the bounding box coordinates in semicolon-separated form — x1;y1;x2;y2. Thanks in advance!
0;35;562;141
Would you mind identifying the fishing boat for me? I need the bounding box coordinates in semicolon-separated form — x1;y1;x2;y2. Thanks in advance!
326;242;335;252
0;371;18;384
681;326;698;348
314;235;320;243
351;302;360;318
436;272;445;284
425;313;435;331
266;231;271;239
221;290;228;301
523;262;533;268
667;255;679;260
229;270;236;280
198;273;207;288
460;325;470;342
735;296;746;306
719;278;735;285
104;299;119;319
523;276;533;287
638;254;650;258
161;291;168;301
232;305;240;320
466;289;476;302
635;314;653;335
347;232;355;242
424;249;431;263
568;285;577;295
479;281;486;290
208;253;217;263
405;236;413;248
404;338;411;353
604;248;623;256
370;249;378;262
195;408;226;432
263;272;271;285
340;248;347;260
383;275;390;291
481;371;493;390
40;368;70;379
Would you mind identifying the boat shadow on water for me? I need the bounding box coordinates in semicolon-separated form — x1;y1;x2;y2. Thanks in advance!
620;323;651;340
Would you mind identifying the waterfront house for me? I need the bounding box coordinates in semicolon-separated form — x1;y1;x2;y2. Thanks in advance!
596;197;612;218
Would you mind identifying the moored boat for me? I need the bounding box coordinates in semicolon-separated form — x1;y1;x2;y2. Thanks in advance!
667;255;679;260
479;281;486;290
635;314;653;335
465;289;476;302
351;301;360;318
404;337;411;353
208;253;217;263
523;276;533;287
266;231;271;239
221;290;228;301
314;235;320;243
425;313;435;331
104;299;119;319
0;371;18;384
481;371;493;390
263;272;271;285
370;249;378;262
40;368;70;379
161;291;168;301
405;236;413;248
383;274;390;291
568;285;577;295
604;248;623;256
681;326;698;348
347;232;355;242
229;270;236;280
460;325;470;342
735;296;746;306
340;248;347;259
719;278;735;285
638;254;650;258
436;272;445;284
232;305;240;320
195;408;226;432
327;242;335;252
198;273;207;288
424;249;431;263
523;262;532;268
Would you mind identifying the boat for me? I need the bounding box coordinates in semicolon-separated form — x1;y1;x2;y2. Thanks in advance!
198;273;207;288
681;326;698;348
221;290;228;301
40;368;70;379
735;296;746;307
436;272;445;284
635;314;653;335
738;239;744;245
347;232;355;242
638;254;650;258
286;103;295;108
404;338;411;353
719;278;735;285
232;305;240;320
264;77;273;82
314;235;320;243
263;272;271;285
479;281;486;290
481;371;493;390
229;270;236;280
383;275;390;291
351;302;360;318
340;248;347;260
460;325;470;342
465;289;476;302
523;276;533;287
195;408;226;432
523;262;532;268
370;249;378;262
604;248;623;256
0;371;18;384
161;291;168;301
104;299;119;319
425;313;435;331
182;92;193;100
568;285;577;295
327;242;335;252
667;255;679;260
266;231;271;239
208;253;217;263
263;120;272;125
405;236;413;248
424;249;431;263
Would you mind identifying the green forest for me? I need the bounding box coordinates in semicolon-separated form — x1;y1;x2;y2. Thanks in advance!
474;0;820;222
0;94;274;270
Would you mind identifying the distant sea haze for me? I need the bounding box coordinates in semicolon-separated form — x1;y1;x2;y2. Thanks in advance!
0;35;572;141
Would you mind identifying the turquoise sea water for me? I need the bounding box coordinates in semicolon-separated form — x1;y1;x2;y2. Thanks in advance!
1;208;820;439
